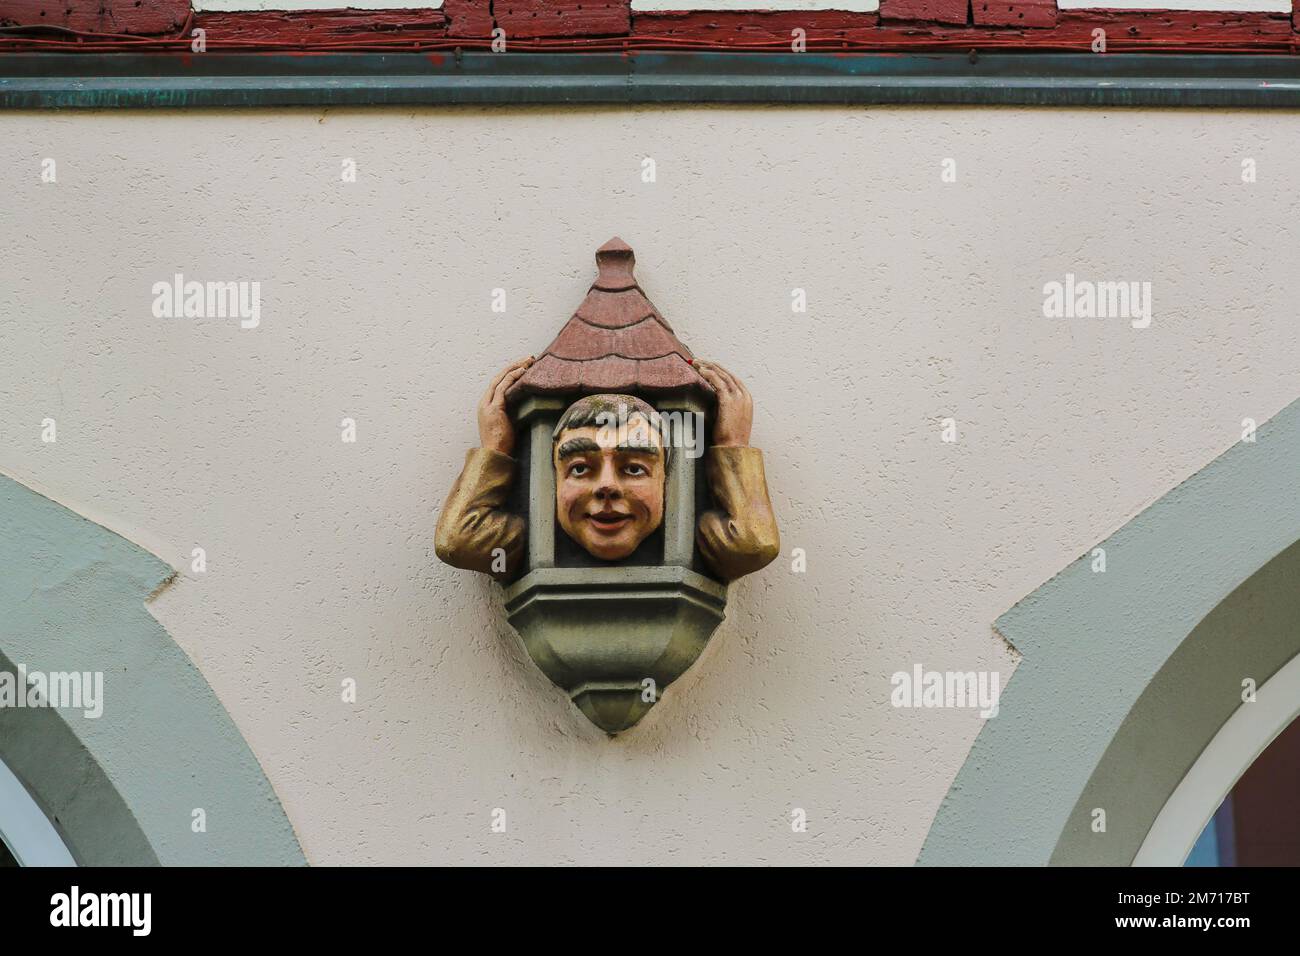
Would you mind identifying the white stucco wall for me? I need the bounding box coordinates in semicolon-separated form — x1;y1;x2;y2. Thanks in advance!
1;106;1298;865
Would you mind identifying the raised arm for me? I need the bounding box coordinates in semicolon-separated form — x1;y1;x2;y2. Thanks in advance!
693;362;780;582
434;357;533;580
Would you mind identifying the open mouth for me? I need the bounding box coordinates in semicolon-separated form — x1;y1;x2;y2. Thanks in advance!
587;511;632;532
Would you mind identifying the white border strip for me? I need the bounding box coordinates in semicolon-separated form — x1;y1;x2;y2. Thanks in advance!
0;756;76;867
194;0;443;10
632;1;880;10
192;0;1286;16
1135;650;1300;866
1059;0;1289;11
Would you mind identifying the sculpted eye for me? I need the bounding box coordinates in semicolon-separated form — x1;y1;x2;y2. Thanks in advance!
569;463;590;477
625;463;648;477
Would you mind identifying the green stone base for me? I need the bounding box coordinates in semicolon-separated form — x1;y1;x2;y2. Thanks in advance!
503;566;728;734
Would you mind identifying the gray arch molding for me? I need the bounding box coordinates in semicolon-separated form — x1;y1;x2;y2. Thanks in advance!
0;475;304;866
0;645;157;866
921;396;1300;866
1054;536;1300;864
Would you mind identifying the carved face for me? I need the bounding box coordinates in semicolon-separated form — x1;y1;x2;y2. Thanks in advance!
554;414;665;561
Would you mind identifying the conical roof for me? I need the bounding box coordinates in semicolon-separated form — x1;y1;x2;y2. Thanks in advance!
508;237;711;400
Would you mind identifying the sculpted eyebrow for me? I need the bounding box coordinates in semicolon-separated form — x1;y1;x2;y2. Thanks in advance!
617;442;661;456
557;438;601;459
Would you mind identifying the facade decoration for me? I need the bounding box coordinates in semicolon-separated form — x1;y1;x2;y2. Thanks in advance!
436;238;779;732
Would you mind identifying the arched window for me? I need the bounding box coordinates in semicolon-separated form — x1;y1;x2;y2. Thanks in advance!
1143;651;1300;867
922;398;1300;866
1185;713;1300;866
0;755;76;867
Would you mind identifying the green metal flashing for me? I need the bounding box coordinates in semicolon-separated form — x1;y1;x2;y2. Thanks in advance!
920;395;1300;866
4;52;1300;108
0;474;306;866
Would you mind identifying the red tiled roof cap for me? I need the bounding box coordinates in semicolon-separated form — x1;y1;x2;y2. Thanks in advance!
508;237;712;401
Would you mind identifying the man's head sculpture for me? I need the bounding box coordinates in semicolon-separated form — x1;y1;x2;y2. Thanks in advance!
434;237;780;733
552;393;668;561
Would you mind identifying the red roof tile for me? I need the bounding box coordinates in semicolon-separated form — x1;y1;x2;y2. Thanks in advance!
508;238;712;401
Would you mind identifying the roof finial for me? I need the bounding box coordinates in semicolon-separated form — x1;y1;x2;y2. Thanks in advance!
594;237;636;291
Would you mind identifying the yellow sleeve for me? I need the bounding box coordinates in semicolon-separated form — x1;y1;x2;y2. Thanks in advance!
696;446;780;582
434;448;526;581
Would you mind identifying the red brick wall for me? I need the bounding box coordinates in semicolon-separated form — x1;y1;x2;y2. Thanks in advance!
2;0;1298;51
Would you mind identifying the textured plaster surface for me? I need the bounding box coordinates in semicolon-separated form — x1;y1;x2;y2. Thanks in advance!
1;107;1298;865
0;475;304;865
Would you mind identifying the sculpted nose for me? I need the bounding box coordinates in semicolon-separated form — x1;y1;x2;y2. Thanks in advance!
595;461;622;500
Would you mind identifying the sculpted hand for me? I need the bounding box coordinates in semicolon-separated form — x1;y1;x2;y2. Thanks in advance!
477;356;534;456
696;361;753;447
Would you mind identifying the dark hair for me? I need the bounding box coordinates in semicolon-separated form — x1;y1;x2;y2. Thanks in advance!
552;393;670;470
